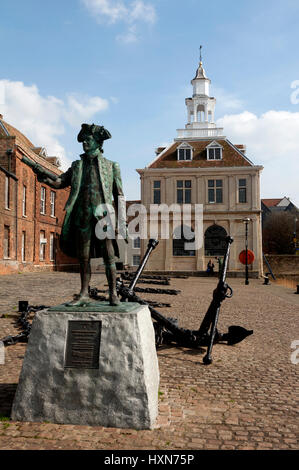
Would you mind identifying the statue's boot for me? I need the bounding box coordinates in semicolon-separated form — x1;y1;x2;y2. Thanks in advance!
66;293;90;307
106;268;120;306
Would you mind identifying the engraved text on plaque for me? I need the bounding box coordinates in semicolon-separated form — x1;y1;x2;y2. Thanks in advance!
65;321;101;369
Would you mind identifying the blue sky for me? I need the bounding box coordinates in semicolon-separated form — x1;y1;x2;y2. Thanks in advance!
0;0;299;204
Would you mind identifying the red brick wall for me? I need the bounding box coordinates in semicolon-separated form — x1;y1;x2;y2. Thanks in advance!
0;169;18;273
0;136;16;173
0;141;78;274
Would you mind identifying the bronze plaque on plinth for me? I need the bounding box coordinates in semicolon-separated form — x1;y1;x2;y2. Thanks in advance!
65;321;101;369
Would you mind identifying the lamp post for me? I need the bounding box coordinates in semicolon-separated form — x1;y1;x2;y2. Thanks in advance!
243;218;251;285
294;217;298;254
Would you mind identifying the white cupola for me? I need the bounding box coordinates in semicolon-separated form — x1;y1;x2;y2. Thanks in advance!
191;61;210;96
176;50;225;140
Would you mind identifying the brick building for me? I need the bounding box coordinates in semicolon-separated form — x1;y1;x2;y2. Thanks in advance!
0;114;77;274
261;197;299;226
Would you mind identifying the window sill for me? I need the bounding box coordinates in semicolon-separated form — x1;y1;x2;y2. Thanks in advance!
4;207;11;211
173;256;196;258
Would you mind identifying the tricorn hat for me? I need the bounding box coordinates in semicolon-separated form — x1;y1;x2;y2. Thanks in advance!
77;124;112;143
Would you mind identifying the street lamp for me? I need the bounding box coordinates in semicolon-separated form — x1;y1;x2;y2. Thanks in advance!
294;217;298;254
243;218;251;285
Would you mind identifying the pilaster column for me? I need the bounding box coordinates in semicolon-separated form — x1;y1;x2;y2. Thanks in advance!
193;101;198;123
187;106;191;124
204;106;208;122
251;173;258;210
228;219;237;270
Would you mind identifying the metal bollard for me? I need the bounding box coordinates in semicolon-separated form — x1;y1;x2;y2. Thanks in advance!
296;285;299;295
263;276;270;286
18;300;29;312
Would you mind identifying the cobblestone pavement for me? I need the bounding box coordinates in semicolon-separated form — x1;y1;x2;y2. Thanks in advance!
0;272;298;450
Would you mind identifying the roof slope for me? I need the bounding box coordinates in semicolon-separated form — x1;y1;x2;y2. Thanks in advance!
261;199;283;208
148;139;253;169
0;116;62;175
0;119;34;148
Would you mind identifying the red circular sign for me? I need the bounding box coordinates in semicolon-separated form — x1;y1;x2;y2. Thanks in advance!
239;250;255;265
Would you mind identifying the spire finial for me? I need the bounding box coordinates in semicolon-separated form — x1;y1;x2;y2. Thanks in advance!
199;45;203;65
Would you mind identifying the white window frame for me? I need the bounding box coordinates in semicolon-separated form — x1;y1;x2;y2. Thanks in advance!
133;236;141;249
153;180;161;204
50;191;56;217
50;232;55;261
5;176;10;209
40;231;46;261
40;187;46;214
4;225;10;259
177;143;193;161
176;180;192;204
132;255;141;266
206;141;223;161
22;185;27;217
238;178;247;204
21;231;26;262
208;179;223;204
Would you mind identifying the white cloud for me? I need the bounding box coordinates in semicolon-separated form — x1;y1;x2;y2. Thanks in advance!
116;25;138;44
130;0;156;24
217;110;299;206
64;94;109;127
82;0;127;23
0;79;109;169
82;0;156;42
82;0;156;23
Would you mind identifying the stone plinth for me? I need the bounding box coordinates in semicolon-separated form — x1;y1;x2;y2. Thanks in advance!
11;302;159;430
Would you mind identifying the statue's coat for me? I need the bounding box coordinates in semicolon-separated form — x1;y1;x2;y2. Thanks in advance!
58;153;124;259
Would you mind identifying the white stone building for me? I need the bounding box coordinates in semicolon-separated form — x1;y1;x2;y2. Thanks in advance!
136;59;264;276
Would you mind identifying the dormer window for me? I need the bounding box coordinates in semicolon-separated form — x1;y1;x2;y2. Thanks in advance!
206;141;223;160
177;143;193;161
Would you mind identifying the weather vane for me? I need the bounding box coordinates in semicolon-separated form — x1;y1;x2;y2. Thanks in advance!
200;45;203;63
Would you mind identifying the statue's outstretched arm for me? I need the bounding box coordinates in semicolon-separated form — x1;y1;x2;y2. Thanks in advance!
22;155;72;189
41;167;72;189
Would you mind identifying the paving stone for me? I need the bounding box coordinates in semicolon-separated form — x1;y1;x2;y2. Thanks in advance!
0;274;298;450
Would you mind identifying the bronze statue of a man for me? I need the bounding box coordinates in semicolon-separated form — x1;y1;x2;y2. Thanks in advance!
30;124;126;306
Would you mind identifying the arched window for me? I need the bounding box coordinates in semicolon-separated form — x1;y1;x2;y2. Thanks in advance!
204;225;227;256
196;104;205;122
173;225;196;257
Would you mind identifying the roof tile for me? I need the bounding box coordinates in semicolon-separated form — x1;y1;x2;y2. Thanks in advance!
149;140;252;169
